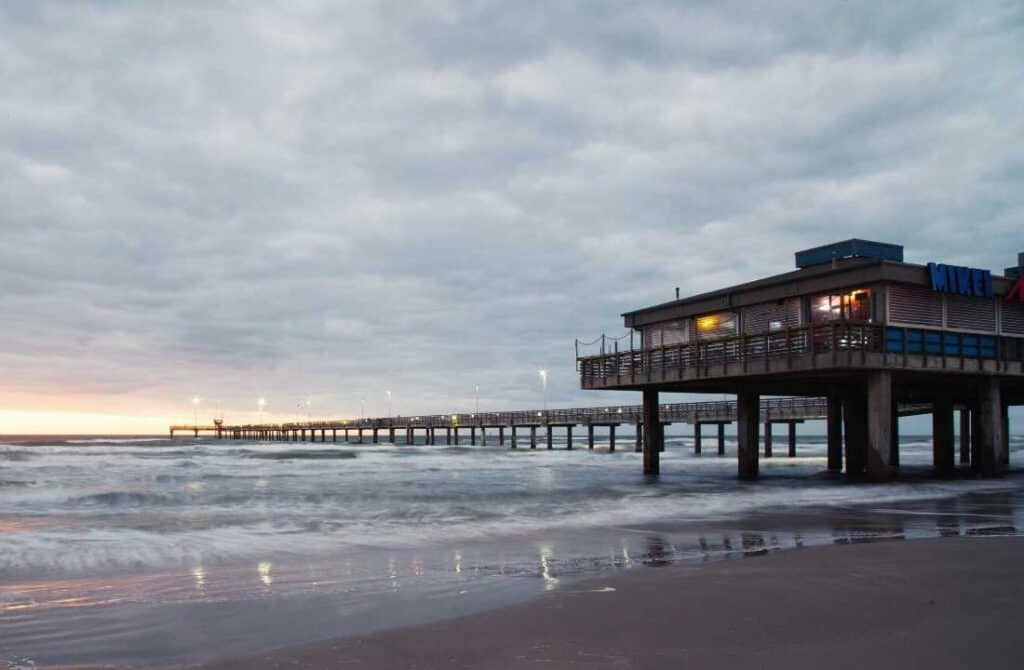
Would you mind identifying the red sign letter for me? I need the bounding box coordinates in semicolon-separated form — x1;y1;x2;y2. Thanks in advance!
1006;277;1024;303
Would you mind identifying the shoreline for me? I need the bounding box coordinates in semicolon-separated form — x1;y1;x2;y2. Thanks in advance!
185;534;1024;670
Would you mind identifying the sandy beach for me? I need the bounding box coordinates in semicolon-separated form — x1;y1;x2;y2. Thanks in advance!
193;535;1024;670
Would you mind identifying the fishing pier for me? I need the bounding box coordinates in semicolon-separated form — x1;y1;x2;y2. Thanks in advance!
171;396;932;458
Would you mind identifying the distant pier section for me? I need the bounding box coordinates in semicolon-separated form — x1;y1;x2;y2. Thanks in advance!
170;396;928;457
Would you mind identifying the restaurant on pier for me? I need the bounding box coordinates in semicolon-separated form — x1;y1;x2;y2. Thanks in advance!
577;240;1023;480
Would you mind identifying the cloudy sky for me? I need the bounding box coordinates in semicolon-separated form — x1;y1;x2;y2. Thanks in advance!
1;1;1022;432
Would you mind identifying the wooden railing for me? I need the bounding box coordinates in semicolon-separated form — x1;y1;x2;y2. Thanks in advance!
578;322;884;386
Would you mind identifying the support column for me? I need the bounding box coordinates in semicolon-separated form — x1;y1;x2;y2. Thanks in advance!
499;426;504;446
1003;403;1011;466
827;390;843;470
844;390;867;476
301;429;306;442
453;427;459;445
694;423;702;455
737;391;760;480
332;429;337;443
530;426;537;449
635;424;642;453
321;429;326;443
866;371;894;481
763;421;773;457
787;422;797;458
481;427;487;446
932;394;954;475
609;424;616;452
511;425;517;449
717;423;726;456
471;427;476;445
659;423;666;452
890;402;900;468
642;389;660;475
975;378;1005;476
372;428;379;444
546;425;553;449
446;427;451;445
566;425;573;450
588;424;594;449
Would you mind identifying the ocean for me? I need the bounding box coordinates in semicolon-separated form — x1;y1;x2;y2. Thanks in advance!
1;433;1022;666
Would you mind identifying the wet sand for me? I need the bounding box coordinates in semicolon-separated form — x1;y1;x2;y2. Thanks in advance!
191;535;1024;670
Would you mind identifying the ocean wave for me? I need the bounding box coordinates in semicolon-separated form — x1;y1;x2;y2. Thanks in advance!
0;450;35;461
246;450;358;460
65;438;172;445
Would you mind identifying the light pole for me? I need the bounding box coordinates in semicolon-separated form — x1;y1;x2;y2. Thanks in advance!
539;369;548;412
192;396;200;426
386;390;392;417
258;397;266;424
360;395;366;420
474;384;480;415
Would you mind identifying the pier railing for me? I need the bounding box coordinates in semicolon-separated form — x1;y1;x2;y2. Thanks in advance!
578;322;883;387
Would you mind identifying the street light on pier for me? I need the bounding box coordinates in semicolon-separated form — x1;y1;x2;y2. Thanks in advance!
386;390;392;417
257;397;266;424
475;384;480;415
539;369;548;412
192;396;200;427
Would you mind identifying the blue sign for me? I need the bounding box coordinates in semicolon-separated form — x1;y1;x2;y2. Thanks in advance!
928;262;993;298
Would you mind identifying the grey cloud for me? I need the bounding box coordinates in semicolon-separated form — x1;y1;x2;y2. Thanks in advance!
0;1;1021;424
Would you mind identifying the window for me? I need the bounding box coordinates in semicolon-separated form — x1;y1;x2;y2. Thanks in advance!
810;289;871;323
695;312;739;340
742;298;802;335
643;320;690;347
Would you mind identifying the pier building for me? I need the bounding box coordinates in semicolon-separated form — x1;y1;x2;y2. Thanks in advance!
577;240;1023;480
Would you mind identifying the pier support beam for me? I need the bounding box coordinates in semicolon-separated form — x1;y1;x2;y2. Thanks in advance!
511;425;517;449
530;426;537;449
717;423;726;456
843;390;867;476
635;424;642;453
975;378;1005;476
788;421;797;457
499;426;504;447
471;427;476;445
827;390;843;471
642;389;660;475
566;425;573;450
932;394;954;475
609;424;616;452
737;391;760;480
694;423;702;455
866;371;894;481
588;424;594;449
546;425;553;449
763;421;773;458
446;427;451;445
372;428;378;444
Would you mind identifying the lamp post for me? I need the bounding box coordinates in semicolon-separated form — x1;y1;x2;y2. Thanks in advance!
192;396;200;427
360;395;366;420
258;397;266;424
539;369;548;413
475;384;480;415
386;390;392;417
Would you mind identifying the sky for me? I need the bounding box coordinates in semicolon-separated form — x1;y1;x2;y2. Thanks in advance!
1;1;1022;433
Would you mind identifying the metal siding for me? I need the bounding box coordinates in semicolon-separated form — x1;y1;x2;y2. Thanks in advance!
888;284;943;327
945;294;996;332
1001;301;1024;335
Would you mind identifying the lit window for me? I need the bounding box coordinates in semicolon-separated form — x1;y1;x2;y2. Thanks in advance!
811;289;871;323
695;312;738;339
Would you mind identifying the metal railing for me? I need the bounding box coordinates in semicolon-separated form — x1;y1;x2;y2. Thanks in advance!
578;322;883;386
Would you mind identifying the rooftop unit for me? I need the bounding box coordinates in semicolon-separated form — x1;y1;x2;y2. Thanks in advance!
794;239;904;269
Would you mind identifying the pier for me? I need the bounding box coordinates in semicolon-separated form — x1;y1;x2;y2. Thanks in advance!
171;396;931;458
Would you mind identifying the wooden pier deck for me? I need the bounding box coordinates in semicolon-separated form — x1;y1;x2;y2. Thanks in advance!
170;396;929;456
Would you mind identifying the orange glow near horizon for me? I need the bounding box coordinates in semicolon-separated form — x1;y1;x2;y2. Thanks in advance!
0;410;175;436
